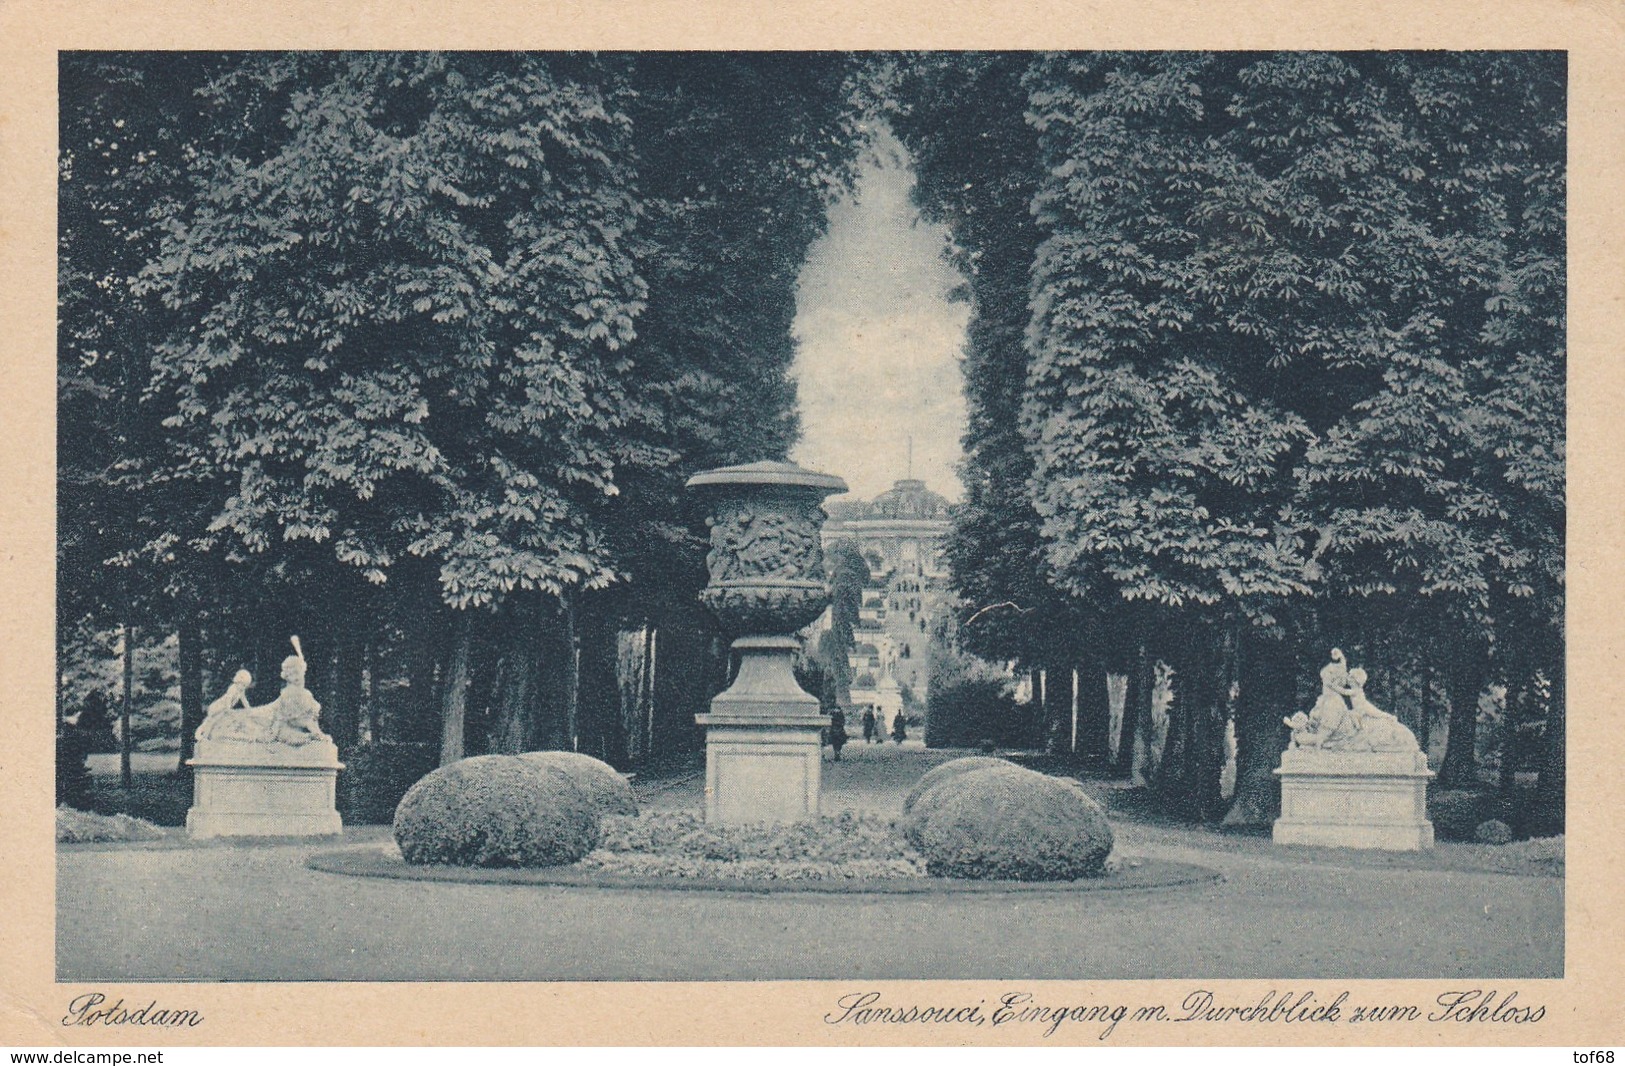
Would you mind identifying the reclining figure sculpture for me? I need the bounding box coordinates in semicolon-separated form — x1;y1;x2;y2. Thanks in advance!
195;636;330;748
1283;648;1420;753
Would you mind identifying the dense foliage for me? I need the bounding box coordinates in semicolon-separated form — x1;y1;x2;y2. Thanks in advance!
895;51;1565;827
59;51;868;776
59;50;1564;834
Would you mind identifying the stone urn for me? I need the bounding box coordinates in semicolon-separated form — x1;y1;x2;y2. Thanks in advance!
686;460;847;824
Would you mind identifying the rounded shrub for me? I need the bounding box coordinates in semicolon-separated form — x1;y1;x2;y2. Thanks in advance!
910;764;1114;881
1428;789;1496;841
903;755;1015;816
393;754;600;867
1475;818;1514;845
518;750;638;817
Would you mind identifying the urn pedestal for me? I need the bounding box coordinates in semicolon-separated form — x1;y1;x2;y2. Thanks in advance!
1273;749;1434;851
186;740;345;838
687;461;847;825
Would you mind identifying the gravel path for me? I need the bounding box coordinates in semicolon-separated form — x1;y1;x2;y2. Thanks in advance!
57;743;1562;982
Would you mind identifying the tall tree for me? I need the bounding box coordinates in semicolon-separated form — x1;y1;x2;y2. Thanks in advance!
887;54;1092;714
1019;52;1564;818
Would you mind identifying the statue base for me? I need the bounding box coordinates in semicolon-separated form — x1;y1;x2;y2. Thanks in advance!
695;636;825;825
694;711;826;825
1273;749;1434;851
186;740;345;838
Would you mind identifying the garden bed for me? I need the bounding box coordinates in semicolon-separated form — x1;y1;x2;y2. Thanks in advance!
305;808;1220;893
56;806;167;843
579;810;924;881
306;843;1219;894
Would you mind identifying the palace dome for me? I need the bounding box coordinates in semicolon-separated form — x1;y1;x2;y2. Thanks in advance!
828;478;952;522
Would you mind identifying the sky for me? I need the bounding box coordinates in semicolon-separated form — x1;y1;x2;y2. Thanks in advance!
789;129;970;504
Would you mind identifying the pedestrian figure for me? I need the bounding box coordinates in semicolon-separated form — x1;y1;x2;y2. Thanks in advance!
828;707;848;761
891;711;907;745
861;707;877;744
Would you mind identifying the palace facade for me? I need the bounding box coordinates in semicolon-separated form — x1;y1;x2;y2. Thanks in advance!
812;478;953;721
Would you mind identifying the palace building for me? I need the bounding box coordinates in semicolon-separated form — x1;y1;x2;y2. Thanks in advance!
812;477;954;721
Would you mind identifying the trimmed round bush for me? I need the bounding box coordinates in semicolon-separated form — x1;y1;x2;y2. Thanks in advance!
518;750;638;816
1475;818;1514;845
1428;788;1496;841
910;764;1114;881
903;755;1015;815
393;754;600;867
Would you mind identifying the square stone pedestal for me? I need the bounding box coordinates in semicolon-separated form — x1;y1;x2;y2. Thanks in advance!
694;712;826;825
1273;749;1434;850
187;741;345;838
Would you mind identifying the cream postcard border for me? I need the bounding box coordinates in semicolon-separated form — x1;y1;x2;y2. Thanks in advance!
2;0;1621;1047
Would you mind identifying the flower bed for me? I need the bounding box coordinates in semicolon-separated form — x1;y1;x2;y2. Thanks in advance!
577;810;927;881
57;806;167;843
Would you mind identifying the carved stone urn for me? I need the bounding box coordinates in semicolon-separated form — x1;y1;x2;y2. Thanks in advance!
687;460;847;824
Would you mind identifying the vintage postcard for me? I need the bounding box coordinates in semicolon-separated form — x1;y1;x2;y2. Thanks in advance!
2;0;1622;1048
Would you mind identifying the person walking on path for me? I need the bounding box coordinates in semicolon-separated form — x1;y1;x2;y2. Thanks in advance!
828;707;848;761
861;707;876;744
891;710;907;745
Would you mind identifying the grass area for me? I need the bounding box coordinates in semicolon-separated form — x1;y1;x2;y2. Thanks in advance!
77;748;712;829
68;743;1563;879
80;769;192;827
1115;818;1564;877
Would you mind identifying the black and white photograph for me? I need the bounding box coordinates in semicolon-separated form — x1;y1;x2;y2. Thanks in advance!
6;0;1624;1050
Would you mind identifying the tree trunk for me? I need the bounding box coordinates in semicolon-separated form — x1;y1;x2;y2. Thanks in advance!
1437;637;1487;789
1127;642;1154;784
650;607;722;759
119;621;134;790
1222;629;1296;828
1081;657;1111;761
1156;627;1228;821
1152;644;1194;816
1196;628;1234;819
321;619;365;754
176;612;205;775
640;627;657;766
1530;646;1565;836
485;598;542;755
1070;667;1080;754
1499;663;1527;799
1105;619;1143;778
561;593;582;752
439;612;473;766
489;649;532;756
363;637;380;744
1045;666;1071;754
1416;664;1434;755
577;609;626;766
405;610;444;747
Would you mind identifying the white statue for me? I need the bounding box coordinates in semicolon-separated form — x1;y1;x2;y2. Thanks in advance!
1344;667;1420;751
194;637;329;748
268;637;326;746
195;668;260;742
1286;649;1419;753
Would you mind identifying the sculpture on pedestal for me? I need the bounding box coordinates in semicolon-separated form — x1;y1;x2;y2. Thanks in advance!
687;460;848;825
1274;649;1433;851
1283;648;1421;753
187;636;344;838
195;637;332;750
